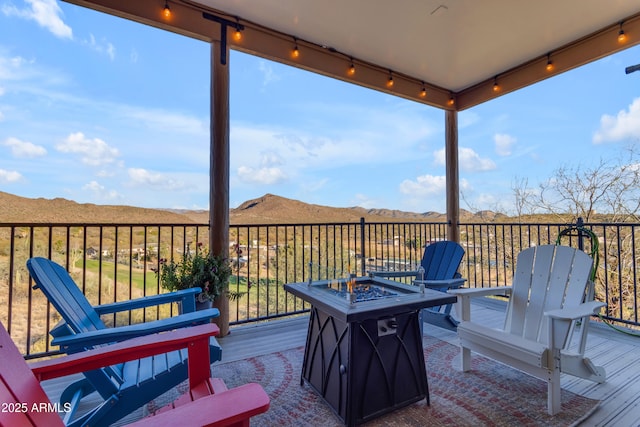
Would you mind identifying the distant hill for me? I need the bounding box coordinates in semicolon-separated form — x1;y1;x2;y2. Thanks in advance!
0;191;490;224
0;191;195;224
230;194;461;224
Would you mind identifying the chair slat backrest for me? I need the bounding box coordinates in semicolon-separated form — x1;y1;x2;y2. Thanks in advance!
421;241;465;281
27;257;106;333
27;257;125;393
504;245;593;346
0;322;64;427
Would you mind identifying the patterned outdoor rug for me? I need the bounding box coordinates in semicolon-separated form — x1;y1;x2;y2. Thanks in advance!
146;336;599;426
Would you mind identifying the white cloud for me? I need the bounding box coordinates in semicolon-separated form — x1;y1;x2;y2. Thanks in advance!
236;150;289;184
593;98;640;144
258;60;280;87
399;175;471;212
82;34;116;60
82;180;104;192
300;178;329;193
399;174;447;196
351;193;379;209
494;133;516;156
56;132;120;166
230;104;437;182
0;169;22;183
120;106;207;135
459;110;480;128
2;0;72;39
237;166;288;185
2;137;47;157
0;55;35;81
434;147;496;172
82;180;122;201
127;168;187;190
130;48;139;64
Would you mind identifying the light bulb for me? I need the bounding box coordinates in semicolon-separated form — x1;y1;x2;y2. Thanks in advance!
618;30;627;43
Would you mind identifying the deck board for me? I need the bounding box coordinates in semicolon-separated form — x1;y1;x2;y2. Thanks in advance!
40;300;640;426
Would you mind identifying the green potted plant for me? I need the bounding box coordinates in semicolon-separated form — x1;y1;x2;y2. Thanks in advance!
158;242;236;310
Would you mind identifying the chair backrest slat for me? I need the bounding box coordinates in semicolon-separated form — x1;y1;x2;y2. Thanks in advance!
27;257;125;391
505;246;535;334
504;245;593;346
523;245;555;340
27;258;106;333
421;241;464;281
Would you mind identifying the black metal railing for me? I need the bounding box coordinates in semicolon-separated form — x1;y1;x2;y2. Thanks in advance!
1;219;637;358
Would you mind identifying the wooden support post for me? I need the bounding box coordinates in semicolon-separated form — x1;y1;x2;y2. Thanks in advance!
445;110;460;243
210;39;230;336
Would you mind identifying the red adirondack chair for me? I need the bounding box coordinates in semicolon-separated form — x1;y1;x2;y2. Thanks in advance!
0;322;270;427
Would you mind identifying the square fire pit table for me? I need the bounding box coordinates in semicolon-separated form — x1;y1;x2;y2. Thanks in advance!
284;275;456;426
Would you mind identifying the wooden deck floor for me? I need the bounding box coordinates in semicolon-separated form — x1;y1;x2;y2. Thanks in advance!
41;299;640;426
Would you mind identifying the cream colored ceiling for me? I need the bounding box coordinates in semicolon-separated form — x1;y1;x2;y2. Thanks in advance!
194;0;640;92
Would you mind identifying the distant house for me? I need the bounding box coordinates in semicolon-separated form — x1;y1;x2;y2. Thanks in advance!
86;247;98;258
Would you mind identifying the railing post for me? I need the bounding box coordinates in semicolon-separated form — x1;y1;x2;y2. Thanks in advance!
360;217;366;276
576;217;585;251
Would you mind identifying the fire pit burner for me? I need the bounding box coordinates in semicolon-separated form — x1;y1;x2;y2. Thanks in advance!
326;284;398;302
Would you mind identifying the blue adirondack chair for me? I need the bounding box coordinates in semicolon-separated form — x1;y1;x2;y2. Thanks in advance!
371;240;466;330
26;257;223;427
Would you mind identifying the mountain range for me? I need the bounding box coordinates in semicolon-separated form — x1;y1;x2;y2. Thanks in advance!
0;191;500;224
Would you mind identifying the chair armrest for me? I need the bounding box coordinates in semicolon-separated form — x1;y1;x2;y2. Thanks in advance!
31;323;219;381
414;277;467;289
545;301;606;320
368;270;419;278
94;288;202;315
448;286;512;298
52;308;220;351
449;286;512;322
128;382;270;427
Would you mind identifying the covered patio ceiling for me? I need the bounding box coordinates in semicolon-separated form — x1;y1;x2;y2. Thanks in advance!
67;0;640;110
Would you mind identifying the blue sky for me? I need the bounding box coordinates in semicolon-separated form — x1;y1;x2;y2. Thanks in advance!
1;0;640;214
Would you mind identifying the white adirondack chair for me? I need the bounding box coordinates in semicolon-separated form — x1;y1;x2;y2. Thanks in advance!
449;244;606;415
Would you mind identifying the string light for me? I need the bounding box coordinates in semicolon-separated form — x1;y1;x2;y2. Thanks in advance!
163;0;171;18
347;59;355;76
545;53;555;72
291;37;300;58
386;71;394;88
233;18;242;41
492;76;500;92
618;22;627;43
420;82;427;98
447;96;455;106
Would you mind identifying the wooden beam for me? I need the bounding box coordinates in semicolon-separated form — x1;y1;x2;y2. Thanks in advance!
210;40;230;336
445;110;460;243
456;12;640;110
